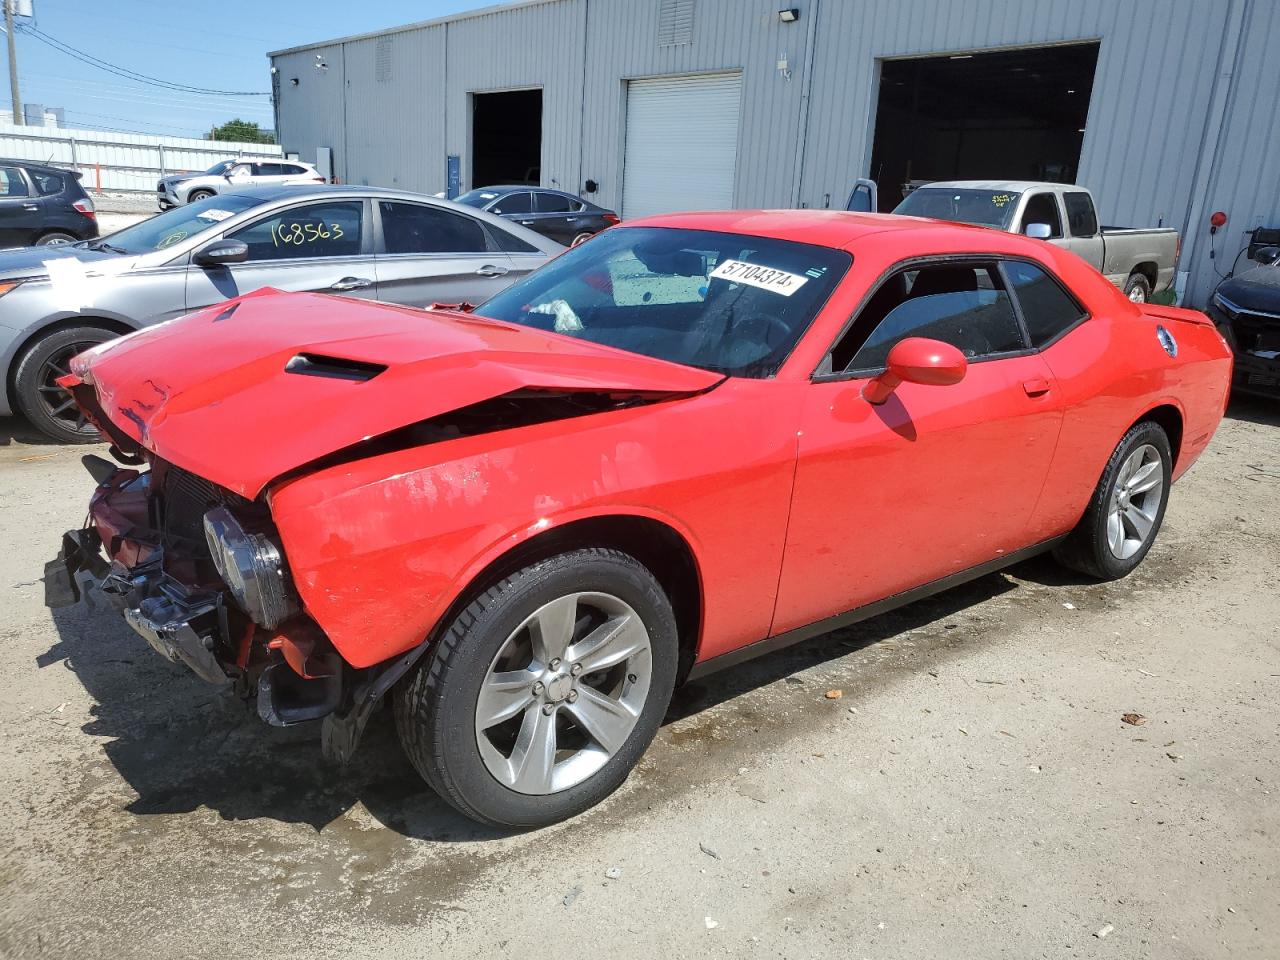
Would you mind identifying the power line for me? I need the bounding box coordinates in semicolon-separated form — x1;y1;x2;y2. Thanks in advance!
16;25;271;97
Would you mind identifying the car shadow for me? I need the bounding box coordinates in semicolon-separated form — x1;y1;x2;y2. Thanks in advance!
0;414;52;446
46;566;1020;842
1226;394;1280;428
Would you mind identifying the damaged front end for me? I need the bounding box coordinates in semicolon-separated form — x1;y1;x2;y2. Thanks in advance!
46;453;347;730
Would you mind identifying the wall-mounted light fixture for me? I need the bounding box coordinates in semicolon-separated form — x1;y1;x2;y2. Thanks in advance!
778;8;800;23
290;78;299;86
315;54;328;71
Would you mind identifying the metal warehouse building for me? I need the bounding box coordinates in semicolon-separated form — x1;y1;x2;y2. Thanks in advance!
269;0;1279;306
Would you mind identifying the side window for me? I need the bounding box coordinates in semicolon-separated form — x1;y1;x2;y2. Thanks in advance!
257;163;285;176
1003;260;1087;347
379;201;488;254
1063;192;1098;238
282;164;308;175
834;263;1026;373
228;163;252;178
31;171;63;195
1020;193;1063;238
489;224;541;254
0;166;30;197
534;192;578;213
491;191;532;215
228;200;364;261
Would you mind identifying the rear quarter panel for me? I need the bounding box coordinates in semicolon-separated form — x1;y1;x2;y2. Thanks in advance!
1031;277;1230;535
268;380;805;669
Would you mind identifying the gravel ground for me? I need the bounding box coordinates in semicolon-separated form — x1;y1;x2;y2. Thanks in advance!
0;400;1277;959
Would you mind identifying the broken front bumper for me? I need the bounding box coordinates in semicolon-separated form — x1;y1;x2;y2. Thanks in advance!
46;527;234;687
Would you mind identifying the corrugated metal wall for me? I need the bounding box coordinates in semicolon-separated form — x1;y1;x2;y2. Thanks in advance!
270;0;1279;305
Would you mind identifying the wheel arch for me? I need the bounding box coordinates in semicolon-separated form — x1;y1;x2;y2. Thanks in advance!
1129;261;1158;289
436;512;705;683
1133;401;1184;470
5;314;136;408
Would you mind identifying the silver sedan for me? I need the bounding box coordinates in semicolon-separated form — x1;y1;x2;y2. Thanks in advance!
0;185;563;442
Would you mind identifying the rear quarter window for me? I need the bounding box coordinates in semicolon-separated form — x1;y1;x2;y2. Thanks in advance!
1003;260;1087;346
31;171;64;195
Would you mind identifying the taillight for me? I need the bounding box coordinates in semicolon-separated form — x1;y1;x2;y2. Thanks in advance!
310;176;325;182
602;213;620;225
73;198;96;220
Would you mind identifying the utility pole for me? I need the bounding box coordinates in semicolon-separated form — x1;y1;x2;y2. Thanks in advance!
4;0;19;126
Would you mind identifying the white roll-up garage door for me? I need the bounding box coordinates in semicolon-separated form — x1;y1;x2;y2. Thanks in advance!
621;72;742;219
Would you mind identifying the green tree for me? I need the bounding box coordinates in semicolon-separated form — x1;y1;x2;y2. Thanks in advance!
208;119;275;144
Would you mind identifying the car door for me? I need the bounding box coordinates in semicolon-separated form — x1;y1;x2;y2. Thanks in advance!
771;258;1065;635
1018;192;1065;242
184;198;377;310
372;199;514;306
1059;191;1105;271
0;165;39;246
529;191;583;244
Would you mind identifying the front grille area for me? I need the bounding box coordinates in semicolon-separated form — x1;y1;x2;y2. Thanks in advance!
155;461;257;581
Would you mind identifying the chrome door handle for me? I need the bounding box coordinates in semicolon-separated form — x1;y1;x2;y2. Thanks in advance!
330;276;373;291
518;220;534;225
22;203;38;210
476;264;510;277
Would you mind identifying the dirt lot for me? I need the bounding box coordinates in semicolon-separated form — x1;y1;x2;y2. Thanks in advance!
0;400;1277;959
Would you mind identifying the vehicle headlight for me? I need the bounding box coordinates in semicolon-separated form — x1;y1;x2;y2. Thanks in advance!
1210;293;1239;320
203;505;297;628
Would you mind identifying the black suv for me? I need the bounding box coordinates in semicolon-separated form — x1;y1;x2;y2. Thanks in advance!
0;159;99;247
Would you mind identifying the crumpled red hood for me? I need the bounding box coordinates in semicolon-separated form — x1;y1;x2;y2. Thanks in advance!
69;289;722;497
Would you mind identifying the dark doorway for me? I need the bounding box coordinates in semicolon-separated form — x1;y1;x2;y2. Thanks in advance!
868;43;1100;210
471;89;542;188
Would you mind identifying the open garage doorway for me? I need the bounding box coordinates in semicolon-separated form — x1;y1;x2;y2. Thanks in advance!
471;89;542;188
868;43;1099;210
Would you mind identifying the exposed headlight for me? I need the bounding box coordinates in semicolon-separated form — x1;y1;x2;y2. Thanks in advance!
203;505;297;628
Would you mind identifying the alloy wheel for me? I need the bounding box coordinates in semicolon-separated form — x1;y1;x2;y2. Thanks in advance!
474;591;652;795
1106;443;1164;559
36;341;97;437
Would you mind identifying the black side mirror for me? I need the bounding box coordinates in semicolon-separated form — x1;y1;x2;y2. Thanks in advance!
1252;245;1280;266
194;239;248;267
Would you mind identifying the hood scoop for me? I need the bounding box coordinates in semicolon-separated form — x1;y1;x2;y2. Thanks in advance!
284;353;388;382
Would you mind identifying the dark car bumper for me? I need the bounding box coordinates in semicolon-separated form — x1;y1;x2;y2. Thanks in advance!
1206;301;1280;398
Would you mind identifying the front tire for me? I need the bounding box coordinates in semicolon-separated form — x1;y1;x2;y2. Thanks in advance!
1124;273;1151;303
13;325;116;443
395;548;678;829
1053;420;1172;580
186;189;215;203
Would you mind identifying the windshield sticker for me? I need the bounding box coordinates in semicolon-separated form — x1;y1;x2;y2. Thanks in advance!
156;230;187;249
197;208;235;223
991;194;1013;207
710;258;810;297
479;192;498;200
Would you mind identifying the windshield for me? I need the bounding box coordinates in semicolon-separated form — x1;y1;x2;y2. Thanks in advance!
894;188;1022;229
204;160;234;176
472;226;850;378
86;194;266;255
454;189;501;209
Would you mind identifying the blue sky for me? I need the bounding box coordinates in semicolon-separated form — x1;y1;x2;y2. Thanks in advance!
8;0;492;138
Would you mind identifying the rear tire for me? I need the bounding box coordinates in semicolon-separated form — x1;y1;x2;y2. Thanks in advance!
1124;273;1151;303
1052;420;1172;580
186;189;215;203
35;231;78;246
13;325;116;443
571;232;594;246
394;547;678;829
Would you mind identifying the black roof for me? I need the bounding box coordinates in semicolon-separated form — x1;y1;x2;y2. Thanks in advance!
0;157;75;175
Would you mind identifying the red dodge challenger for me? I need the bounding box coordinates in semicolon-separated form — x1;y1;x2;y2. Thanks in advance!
47;210;1232;828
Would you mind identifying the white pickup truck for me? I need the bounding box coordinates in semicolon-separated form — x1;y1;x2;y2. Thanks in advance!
883;180;1180;302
